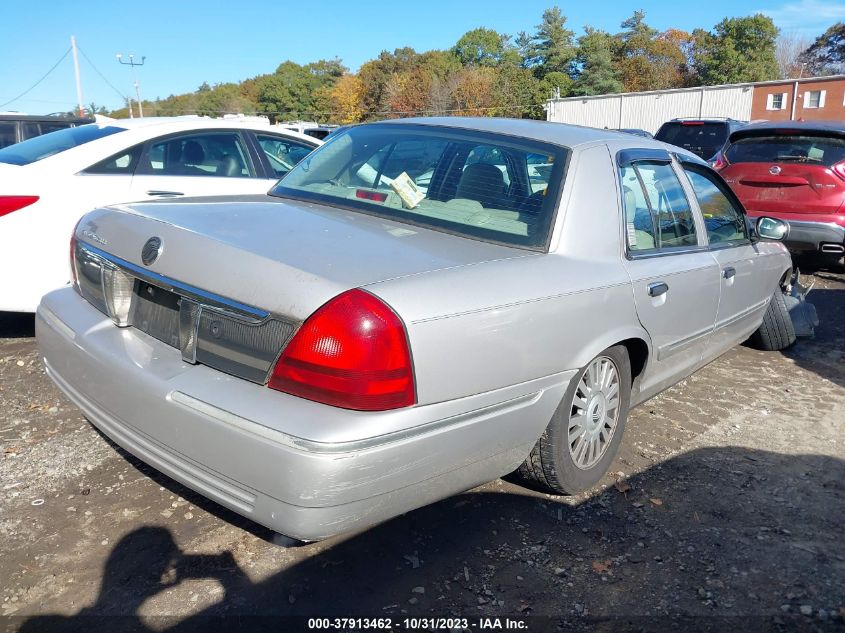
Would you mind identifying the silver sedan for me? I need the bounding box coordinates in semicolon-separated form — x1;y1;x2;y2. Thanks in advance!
37;118;796;541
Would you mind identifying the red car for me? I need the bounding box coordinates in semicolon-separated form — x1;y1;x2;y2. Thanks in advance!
715;121;845;270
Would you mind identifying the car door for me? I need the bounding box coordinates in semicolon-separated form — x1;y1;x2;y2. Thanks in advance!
618;149;721;400
679;161;775;357
128;130;266;201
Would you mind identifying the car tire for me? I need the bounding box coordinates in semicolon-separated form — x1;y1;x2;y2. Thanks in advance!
518;345;631;495
749;289;796;351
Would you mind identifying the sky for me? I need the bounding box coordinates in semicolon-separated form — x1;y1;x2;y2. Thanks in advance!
2;0;844;115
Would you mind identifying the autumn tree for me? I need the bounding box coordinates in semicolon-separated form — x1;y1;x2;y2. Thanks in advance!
329;74;365;123
614;11;687;91
449;67;496;116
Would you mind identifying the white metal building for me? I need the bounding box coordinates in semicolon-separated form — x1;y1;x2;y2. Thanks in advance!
545;83;754;134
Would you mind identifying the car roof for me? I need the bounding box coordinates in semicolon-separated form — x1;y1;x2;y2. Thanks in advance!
729;119;845;141
373;116;676;150
81;116;321;145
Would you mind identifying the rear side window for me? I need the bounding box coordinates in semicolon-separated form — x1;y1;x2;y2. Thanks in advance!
655;122;728;160
0;125;125;166
142;132;254;177
683;166;747;245
84;144;144;175
621;161;698;252
271;124;569;250
725;134;845;167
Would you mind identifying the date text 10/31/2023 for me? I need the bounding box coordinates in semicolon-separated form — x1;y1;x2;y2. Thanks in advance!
307;617;529;630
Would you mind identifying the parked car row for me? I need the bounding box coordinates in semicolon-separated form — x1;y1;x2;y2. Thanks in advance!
27;116;809;542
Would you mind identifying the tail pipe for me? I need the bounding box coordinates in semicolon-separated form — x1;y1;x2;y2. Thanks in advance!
820;243;845;254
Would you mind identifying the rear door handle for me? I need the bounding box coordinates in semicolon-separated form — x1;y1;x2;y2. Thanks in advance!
723;266;736;279
146;190;184;197
648;282;669;297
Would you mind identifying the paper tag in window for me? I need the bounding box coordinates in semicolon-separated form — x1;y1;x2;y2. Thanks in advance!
389;172;425;209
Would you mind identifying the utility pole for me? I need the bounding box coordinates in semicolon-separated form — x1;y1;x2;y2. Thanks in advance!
71;36;84;116
116;53;146;118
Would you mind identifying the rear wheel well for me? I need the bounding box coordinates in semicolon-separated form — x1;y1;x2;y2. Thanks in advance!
619;338;648;383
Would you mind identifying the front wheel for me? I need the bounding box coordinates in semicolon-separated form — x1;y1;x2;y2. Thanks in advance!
749;288;796;351
518;345;631;494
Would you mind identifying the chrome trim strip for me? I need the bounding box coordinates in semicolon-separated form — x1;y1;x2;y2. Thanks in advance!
169;390;545;455
77;241;269;322
714;297;769;331
656;325;711;361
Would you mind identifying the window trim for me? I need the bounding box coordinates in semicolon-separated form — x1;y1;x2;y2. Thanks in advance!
619;156;703;258
134;129;257;179
803;89;826;109
678;160;751;249
270;123;572;253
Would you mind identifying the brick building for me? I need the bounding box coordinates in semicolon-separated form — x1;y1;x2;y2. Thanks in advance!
751;76;845;122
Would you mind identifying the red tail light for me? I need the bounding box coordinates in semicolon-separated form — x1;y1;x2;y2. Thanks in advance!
269;289;415;411
832;161;845;181
0;195;39;218
711;152;728;171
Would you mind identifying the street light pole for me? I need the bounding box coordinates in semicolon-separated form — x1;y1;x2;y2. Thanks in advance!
116;53;146;118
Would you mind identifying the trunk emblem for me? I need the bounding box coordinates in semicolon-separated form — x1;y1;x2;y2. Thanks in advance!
141;237;163;266
769;165;782;175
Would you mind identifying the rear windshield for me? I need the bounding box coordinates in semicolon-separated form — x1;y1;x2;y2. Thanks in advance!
655;122;728;159
725;134;845;166
270;124;569;249
0;124;125;166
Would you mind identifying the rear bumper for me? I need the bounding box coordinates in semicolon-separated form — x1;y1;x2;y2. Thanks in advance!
785;220;845;254
36;287;570;540
748;214;845;254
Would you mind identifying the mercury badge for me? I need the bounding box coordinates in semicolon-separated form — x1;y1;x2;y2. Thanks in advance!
141;237;163;266
769;165;782;175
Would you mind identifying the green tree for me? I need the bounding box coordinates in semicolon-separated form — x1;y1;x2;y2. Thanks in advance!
571;27;623;95
694;14;780;84
799;22;845;75
452;28;512;67
491;65;543;118
523;6;576;77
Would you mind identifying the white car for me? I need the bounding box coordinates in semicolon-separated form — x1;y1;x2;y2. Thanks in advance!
0;116;321;312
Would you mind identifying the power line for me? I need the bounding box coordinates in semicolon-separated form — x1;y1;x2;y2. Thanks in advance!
77;45;128;102
0;47;72;108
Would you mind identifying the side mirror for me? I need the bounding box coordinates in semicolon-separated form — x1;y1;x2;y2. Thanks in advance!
756;216;789;241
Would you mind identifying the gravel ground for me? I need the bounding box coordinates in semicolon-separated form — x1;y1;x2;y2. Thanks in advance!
0;263;843;633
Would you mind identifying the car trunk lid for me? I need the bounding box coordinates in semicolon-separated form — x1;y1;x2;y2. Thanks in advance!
76;194;533;321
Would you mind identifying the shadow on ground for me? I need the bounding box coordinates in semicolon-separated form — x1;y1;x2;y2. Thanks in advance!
0;312;34;339
17;447;845;632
